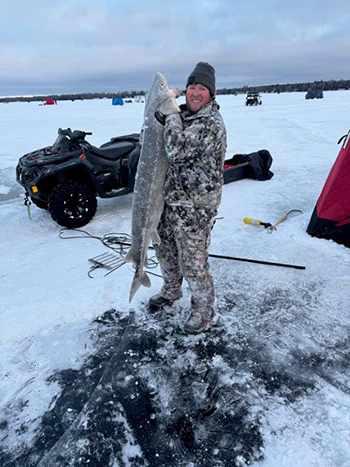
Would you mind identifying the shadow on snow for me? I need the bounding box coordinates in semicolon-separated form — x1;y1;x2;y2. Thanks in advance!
1;286;349;467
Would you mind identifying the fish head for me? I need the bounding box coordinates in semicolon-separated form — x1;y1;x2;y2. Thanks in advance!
155;72;168;94
152;72;180;116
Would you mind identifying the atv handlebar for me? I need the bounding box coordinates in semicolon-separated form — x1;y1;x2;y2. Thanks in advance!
58;128;92;141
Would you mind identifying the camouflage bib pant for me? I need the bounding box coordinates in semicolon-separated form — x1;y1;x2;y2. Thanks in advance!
154;99;227;319
154;204;217;319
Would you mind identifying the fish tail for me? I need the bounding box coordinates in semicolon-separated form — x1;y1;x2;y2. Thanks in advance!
129;270;151;303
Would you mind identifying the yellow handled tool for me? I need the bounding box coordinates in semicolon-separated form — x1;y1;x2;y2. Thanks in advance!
243;217;272;228
244;210;302;232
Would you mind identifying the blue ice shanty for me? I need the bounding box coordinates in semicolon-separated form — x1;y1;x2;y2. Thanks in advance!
112;97;124;106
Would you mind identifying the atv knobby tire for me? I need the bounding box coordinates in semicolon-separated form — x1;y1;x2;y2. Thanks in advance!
49;181;97;228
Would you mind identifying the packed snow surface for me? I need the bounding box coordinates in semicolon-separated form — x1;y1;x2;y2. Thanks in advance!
0;91;349;466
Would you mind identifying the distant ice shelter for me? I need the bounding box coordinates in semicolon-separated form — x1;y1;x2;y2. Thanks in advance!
305;89;323;99
112;97;124;106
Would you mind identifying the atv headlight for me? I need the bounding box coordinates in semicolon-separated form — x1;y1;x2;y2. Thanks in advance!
21;168;39;184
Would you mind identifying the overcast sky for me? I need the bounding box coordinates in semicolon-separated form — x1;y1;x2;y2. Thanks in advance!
1;0;349;96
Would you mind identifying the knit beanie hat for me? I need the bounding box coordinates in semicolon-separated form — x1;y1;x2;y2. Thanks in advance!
186;62;216;95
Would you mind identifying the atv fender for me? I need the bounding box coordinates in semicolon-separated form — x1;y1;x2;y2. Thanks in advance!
43;159;105;195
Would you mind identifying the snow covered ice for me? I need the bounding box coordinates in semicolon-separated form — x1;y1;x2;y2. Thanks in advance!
0;91;350;466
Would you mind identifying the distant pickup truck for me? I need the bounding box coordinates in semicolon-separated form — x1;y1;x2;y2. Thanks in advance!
245;91;262;106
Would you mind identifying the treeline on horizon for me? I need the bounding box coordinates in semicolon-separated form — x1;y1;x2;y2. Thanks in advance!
216;78;350;95
1;78;349;103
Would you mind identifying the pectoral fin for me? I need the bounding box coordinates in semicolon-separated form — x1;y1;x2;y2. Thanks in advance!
125;248;134;263
151;230;161;245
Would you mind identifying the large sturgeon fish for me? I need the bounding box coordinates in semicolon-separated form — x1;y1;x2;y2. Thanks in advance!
126;72;180;302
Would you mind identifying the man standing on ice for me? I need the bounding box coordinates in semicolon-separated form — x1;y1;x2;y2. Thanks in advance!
150;62;227;333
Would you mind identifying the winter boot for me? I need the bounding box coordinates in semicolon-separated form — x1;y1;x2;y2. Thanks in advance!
149;293;174;312
184;311;212;334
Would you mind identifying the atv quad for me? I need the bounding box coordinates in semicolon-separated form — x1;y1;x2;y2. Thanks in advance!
245;91;262;106
16;128;140;228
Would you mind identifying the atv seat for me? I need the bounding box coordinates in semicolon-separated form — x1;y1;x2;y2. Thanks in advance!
91;141;135;161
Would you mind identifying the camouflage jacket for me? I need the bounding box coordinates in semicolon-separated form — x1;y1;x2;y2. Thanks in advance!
163;100;227;210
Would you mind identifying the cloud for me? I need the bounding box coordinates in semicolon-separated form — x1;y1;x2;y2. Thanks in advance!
0;0;349;95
